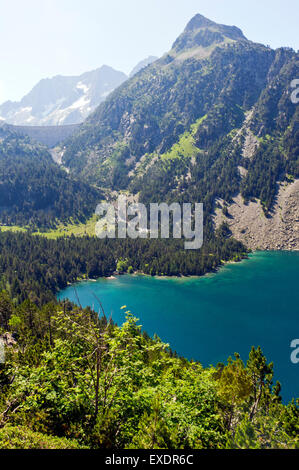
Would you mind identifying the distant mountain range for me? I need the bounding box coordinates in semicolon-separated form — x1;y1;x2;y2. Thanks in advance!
0;57;158;126
0;14;298;253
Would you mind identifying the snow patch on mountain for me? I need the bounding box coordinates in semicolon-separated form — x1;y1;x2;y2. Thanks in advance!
0;66;127;126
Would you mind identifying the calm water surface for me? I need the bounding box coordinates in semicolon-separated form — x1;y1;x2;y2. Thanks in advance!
58;251;299;402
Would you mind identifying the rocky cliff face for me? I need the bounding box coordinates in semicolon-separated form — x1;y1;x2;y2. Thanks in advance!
0;66;127;126
171;13;247;54
213;180;299;251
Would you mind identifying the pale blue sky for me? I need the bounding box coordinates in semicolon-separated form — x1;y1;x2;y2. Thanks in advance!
0;0;298;103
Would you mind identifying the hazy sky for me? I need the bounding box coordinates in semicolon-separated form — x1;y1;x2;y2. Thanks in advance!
0;0;298;103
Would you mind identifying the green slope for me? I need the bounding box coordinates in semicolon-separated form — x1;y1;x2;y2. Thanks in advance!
0;126;103;228
62;14;298;218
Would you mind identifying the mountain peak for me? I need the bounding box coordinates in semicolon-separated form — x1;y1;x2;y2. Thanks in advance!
184;14;215;31
0;66;127;126
172;14;247;55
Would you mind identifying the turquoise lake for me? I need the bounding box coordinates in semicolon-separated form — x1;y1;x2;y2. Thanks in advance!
58;251;299;403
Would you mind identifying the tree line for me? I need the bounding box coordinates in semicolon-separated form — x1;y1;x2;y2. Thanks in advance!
0;228;246;304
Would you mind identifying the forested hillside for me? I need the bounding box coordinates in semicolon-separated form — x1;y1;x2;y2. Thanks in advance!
0;12;298;451
0;229;246;304
0;127;102;228
64;15;299;207
1;14;298;251
62;14;298;216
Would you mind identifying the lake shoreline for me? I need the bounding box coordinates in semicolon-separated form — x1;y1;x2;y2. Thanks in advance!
62;248;295;291
58;251;299;404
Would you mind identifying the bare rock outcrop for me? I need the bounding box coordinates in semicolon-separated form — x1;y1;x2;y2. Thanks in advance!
213;179;299;250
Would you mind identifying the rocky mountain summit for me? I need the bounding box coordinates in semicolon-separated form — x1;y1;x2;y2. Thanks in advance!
171;13;247;54
60;13;298;251
0;13;298;253
0;65;127;126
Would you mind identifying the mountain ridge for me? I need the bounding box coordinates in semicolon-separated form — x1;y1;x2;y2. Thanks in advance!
129;56;159;77
0;13;298;253
60;13;298;250
0;65;127;126
0;57;161;127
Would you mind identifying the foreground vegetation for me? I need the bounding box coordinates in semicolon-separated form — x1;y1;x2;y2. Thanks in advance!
0;293;298;449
